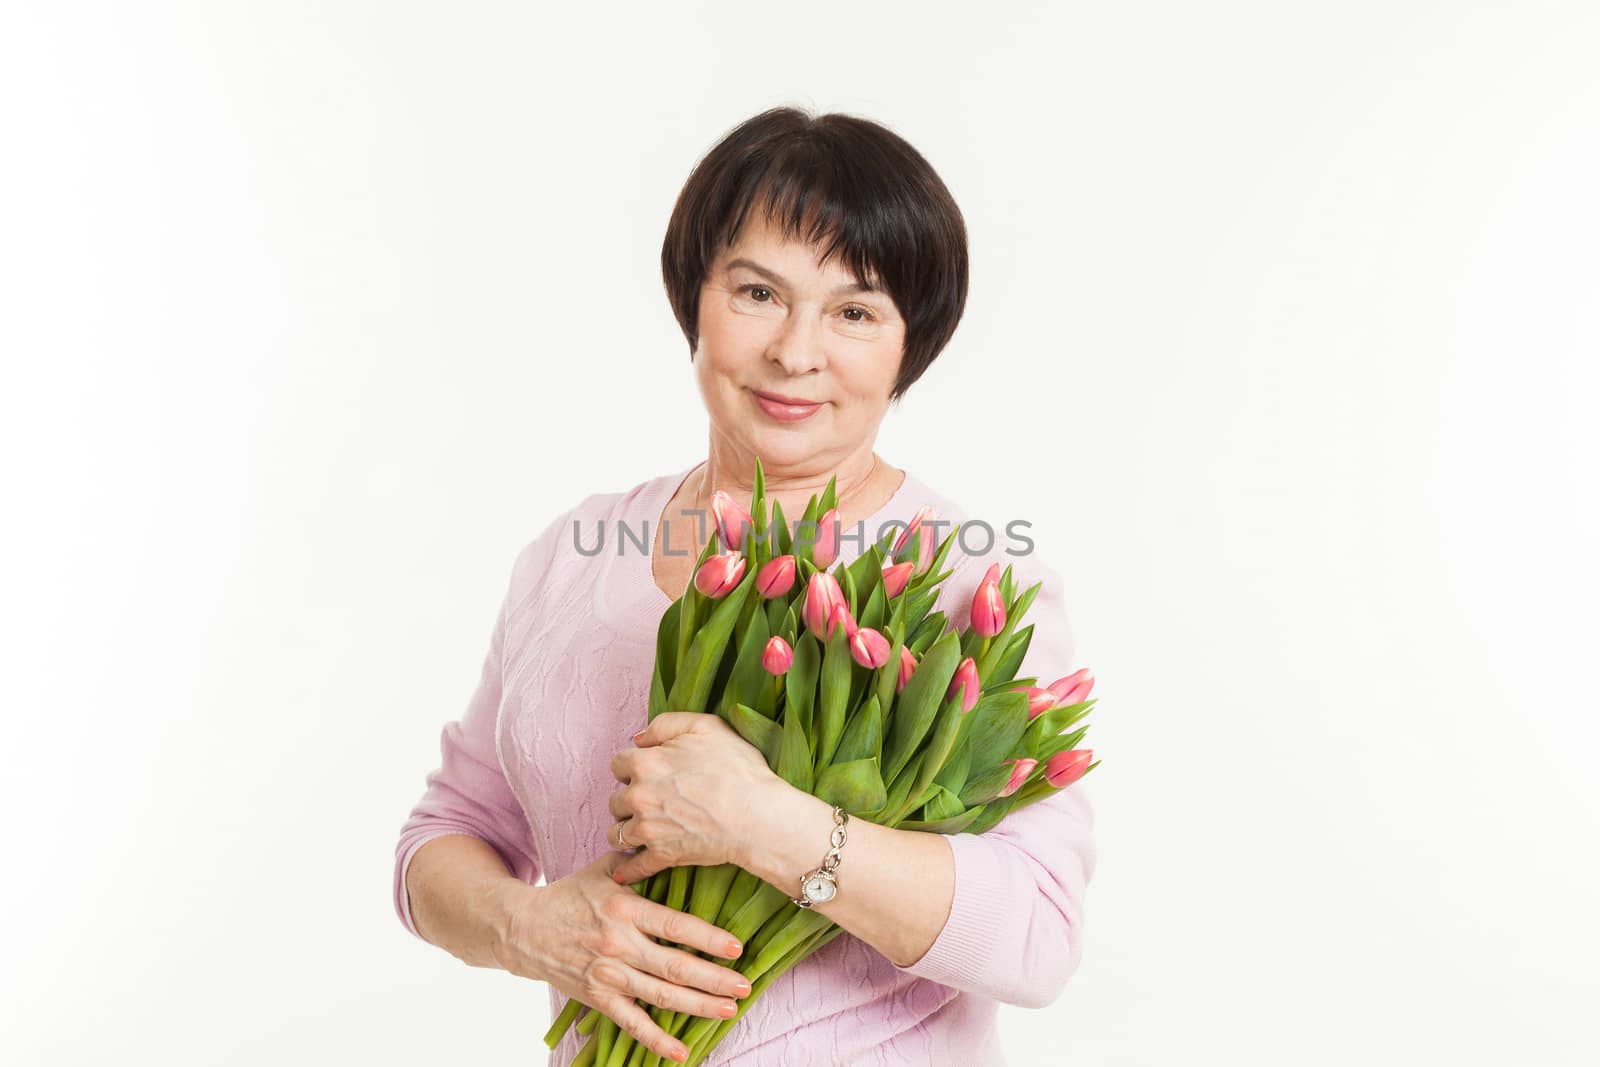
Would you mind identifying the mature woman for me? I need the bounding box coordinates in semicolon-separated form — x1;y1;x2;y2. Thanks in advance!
393;106;1097;1066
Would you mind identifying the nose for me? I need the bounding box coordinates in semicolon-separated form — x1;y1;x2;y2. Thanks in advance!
765;308;827;377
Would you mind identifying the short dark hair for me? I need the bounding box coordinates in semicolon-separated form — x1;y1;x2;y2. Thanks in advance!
660;106;969;403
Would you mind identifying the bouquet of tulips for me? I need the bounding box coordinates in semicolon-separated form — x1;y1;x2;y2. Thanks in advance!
543;459;1099;1067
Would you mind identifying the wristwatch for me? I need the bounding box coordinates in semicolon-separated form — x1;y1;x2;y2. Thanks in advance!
792;805;849;908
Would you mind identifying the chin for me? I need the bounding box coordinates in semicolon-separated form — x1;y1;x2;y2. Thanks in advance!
737;425;819;465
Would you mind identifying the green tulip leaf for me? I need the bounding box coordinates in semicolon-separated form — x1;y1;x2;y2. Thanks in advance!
814;757;888;816
832;693;883;765
785;630;821;735
859;581;886;636
654;598;681;700
958;762;1015;806
776;699;814;794
816;623;851;768
1021;698;1096;752
718;606;772;715
724;701;781;770
898;807;984;835
666;568;753;713
966;689;1030;771
880;630;961;784
904;690;967;815
770;497;793;556
871;751;922;824
873;623;904;713
933;738;971;796
922;784;967;822
986;624;1034;687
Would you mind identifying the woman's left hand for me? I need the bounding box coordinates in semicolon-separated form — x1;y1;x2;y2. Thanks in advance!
608;711;780;884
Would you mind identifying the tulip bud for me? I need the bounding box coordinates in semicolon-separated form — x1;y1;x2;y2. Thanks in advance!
970;568;1006;638
880;560;914;598
1011;685;1056;720
693;552;746;598
803;572;847;636
812;507;840;568
892;505;935;555
896;646;917;692
761;635;794;676
1044;749;1093;789
826;601;858;640
848;627;890;669
914;527;936;573
999;757;1037;798
1046;668;1095;706
710;489;753;551
946;656;979;713
755;554;797;599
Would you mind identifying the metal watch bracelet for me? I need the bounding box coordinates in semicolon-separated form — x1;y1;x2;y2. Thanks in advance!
792;805;849;908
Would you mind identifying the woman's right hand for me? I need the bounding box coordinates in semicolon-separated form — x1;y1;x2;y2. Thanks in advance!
491;849;751;1063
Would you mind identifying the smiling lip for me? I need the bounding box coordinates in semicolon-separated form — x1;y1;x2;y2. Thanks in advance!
752;389;822;422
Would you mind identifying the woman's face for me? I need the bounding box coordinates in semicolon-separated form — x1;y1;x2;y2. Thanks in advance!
692;210;905;470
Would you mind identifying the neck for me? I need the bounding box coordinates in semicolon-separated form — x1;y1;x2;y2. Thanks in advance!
690;438;887;529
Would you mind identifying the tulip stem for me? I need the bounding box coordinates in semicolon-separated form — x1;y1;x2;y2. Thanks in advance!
543;997;585;1049
569;1030;599;1067
679;919;845;1066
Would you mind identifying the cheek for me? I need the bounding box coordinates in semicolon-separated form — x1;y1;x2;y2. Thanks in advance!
697;314;769;377
840;343;902;400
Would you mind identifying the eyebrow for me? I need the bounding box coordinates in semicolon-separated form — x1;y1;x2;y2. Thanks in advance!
724;257;882;296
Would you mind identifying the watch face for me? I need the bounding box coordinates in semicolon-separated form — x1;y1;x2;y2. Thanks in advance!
802;874;837;903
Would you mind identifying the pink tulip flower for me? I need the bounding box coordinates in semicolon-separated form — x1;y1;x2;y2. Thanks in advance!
755;554;797;599
1011;686;1057;720
892;505;938;573
802;572;847;636
892;505;933;555
693;552;746;598
761;635;794;676
896;646;917;692
710;489;753;551
1046;668;1095;706
848;627;891;669
826;601;858;640
880;560;914;598
1044;749;1093;789
913;528;936;573
971;564;1006;638
812;507;840;568
999;757;1038;798
946;656;979;713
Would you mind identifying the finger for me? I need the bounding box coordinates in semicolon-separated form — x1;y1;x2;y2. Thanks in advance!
608;817;640;854
611;845;664;884
599;991;690;1064
607;787;634;821
632;899;745;960
630;711;702;748
620;960;740;1023
635;938;752;1001
610;749;634;783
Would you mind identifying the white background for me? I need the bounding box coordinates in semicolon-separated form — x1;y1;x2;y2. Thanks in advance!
2;2;1596;1064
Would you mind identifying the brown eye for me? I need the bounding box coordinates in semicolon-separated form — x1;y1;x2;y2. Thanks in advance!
740;285;772;302
843;306;875;323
